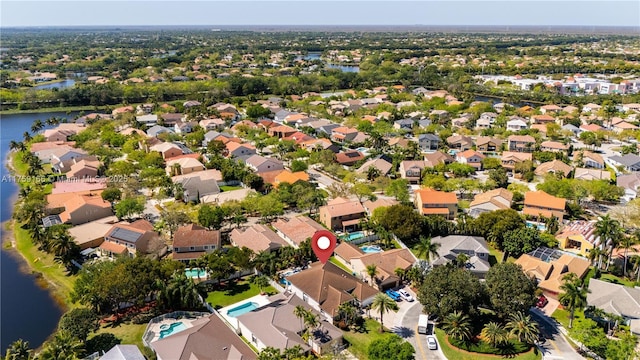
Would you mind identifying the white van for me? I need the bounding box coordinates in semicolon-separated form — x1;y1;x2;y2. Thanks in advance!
418;314;429;334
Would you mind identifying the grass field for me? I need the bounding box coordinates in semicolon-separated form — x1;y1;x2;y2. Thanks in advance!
329;256;353;273
205;279;277;309
343;318;396;360
12;223;78;308
435;329;541;360
220;185;244;192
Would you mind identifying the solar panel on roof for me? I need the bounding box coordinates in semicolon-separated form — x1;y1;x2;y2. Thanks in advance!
110;227;143;243
527;247;562;262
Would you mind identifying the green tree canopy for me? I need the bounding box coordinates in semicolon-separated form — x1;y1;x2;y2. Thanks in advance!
484;263;537;319
368;335;415;360
417;266;485;319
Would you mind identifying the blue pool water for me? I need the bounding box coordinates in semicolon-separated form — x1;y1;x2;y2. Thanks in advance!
361;245;382;253
158;322;187;339
526;221;547;231
279;278;291;285
185;268;207;278
227;302;259;317
345;231;365;241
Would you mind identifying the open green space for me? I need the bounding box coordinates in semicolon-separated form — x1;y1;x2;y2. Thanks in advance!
435;328;541;360
342;318;396;360
205;279;277;309
583;267;638;287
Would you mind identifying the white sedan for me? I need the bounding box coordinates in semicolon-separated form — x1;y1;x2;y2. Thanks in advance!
427;336;438;350
397;289;414;302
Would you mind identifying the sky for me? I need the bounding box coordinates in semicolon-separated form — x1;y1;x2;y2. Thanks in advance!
1;1;639;27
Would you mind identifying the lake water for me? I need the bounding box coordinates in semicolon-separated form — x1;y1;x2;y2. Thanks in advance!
0;111;78;352
32;79;76;90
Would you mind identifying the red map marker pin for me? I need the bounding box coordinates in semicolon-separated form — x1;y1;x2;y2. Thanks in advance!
311;230;337;264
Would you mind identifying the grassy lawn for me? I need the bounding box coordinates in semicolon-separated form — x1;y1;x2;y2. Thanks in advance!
94;322;147;349
343;318;396;360
583;267;638;287
205;279;277;309
12;223;77;308
551;308;585;329
220;185;243;192
329;256;353;273
435;329;541;360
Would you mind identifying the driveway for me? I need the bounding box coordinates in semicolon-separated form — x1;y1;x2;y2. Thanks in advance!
308;168;338;189
392;288;446;360
530;308;584;360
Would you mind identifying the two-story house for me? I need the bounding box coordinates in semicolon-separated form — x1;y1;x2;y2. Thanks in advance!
418;133;440;151
446;135;473;151
318;198;366;231
501;151;533;171
414;188;458;220
456;150;485;170
172;224;221;262
100;220;158;258
330;127;359;143
506;118;529;132
399;160;427;184
523;190;566;219
507;135;536;152
476;136;503;153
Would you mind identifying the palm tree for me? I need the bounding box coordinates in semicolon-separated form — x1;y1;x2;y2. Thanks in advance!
49;228;80;266
38;330;84;360
366;264;378;287
594;214;621;271
26;155;43;177
481;322;508;347
506;312;540;345
558;273;589;329
282;345;305;360
5;339;32;360
620;233;638;277
587;247;604;269
9;140;26;152
441;311;473;342
22;131;32;142
251;275;270;295
631;255;640;283
30;119;44;134
415;236;441;264
455;253;470;268
394;267;406;283
303;311;319;341
293;305;308;335
371;293;398;333
337;301;358;328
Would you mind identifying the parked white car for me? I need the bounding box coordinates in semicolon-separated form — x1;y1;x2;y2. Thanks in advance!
427;336;438;350
397;289;414;302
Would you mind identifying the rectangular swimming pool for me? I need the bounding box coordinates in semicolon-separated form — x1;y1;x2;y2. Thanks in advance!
226;302;259;317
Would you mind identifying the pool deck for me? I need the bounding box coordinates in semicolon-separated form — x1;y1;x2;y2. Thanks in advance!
147;315;204;343
219;294;272;330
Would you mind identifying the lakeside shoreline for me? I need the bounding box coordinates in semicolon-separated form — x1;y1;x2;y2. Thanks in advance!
2;150;70;310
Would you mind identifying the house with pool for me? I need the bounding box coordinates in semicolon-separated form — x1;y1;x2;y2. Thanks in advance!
286;261;378;320
171;224;221;262
235;293;343;356
318;198;366;232
338;247;416;290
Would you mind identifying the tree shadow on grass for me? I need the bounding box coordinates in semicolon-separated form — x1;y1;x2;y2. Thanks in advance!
223;282;250;296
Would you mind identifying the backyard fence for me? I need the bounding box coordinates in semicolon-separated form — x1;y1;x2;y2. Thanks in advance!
347;234;379;245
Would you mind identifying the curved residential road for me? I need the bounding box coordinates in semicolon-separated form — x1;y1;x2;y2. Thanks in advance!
393;300;445;360
530;309;584;360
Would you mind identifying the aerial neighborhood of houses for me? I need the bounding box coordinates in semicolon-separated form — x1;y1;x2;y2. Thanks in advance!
6;33;640;360
19;83;640;360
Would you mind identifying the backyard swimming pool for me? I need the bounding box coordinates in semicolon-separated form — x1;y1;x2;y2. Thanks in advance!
185;268;208;278
526;221;547;231
344;231;365;241
226;302;259;317
158;322;187;339
361;245;382;253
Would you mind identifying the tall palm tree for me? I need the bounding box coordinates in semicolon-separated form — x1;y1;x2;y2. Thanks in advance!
303;311;319;341
558;273;589;329
505;312;540;345
9;140;26;152
26;155;43;177
49;229;80;266
293;305;308;335
371;293;398;333
415;236;441;264
394;267;406;283
22;131;32;143
366;264;378;287
481;322;508;347
5;339;32;360
441;311;473;342
30;119;44;134
338;301;358;328
630;255;640;283
38;330;84;360
594;214;621;271
251;275;270;295
587;247;604;269
620;233;638;277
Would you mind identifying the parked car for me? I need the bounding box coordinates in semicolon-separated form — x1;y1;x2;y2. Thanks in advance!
397;289;414;302
385;289;401;301
427;336;438;350
536;295;548;308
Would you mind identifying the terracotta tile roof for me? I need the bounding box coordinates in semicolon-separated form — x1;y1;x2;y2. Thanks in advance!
414;188;457;205
469;188;513;209
580;123;603;132
335;242;365;261
535;160;572;176
46;190;104;210
457;149;485;159
541;141;569;150
271;216;324;247
508;135;536;143
58;193;112;223
173;224;221;248
274;170;309;186
259;169;285;185
501;151;533;162
99;241;128;254
320;199;366;218
230;224;287;253
524;191;566;211
336;151;365;165
582;151;604;165
533;114;556;122
355;248;415;282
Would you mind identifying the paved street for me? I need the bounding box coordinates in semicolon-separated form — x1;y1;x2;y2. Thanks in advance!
530;309;584;360
308;168;339;189
392;289;445;360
